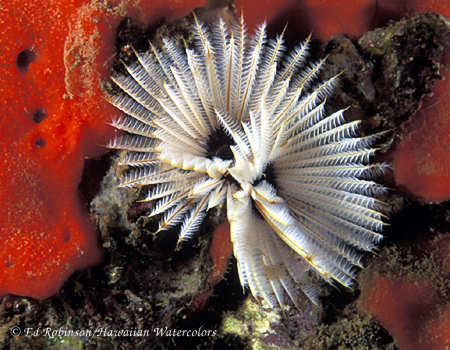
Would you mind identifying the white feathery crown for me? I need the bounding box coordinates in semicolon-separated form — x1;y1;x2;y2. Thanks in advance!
107;14;387;309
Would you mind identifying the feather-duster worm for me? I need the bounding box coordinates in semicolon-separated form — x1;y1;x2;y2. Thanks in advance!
107;15;387;308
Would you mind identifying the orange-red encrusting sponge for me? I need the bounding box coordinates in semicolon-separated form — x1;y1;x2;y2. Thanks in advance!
236;0;449;40
208;222;233;287
0;0;204;300
360;234;450;350
235;0;375;39
361;277;448;350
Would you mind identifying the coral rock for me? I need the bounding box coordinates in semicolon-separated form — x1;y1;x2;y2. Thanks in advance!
393;66;450;203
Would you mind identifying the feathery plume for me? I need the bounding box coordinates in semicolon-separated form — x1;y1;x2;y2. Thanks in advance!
107;15;387;308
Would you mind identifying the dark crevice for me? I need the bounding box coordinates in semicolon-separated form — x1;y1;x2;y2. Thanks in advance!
252;163;277;188
78;152;114;206
34;138;45;147
32;107;48;123
175;256;246;349
16;49;37;72
205;126;235;161
63;230;71;243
